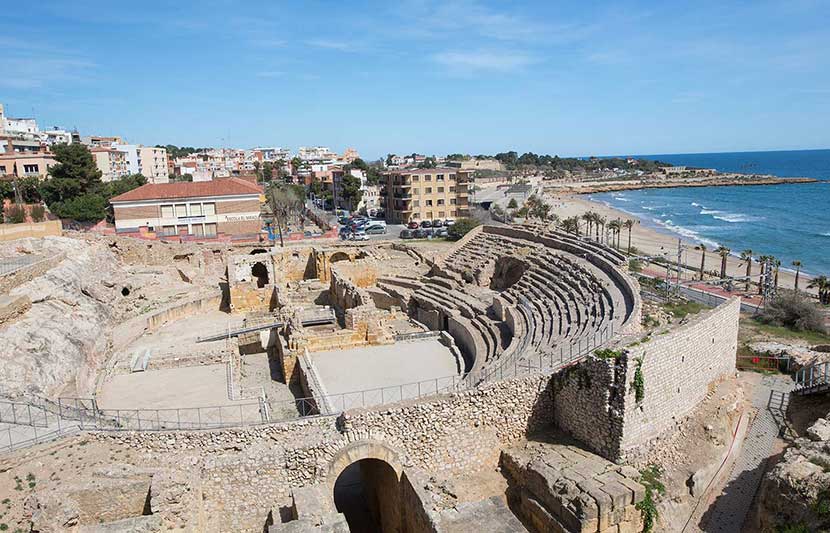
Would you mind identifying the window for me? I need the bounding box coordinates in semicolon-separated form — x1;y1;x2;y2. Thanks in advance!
437;199;445;206
412;188;419;194
0;166;6;174
449;186;455;192
437;187;444;193
451;198;457;205
412;176;419;182
175;204;187;217
203;203;216;216
190;203;203;216
23;164;39;173
160;205;174;218
193;224;205;237
412;200;419;207
176;225;189;235
425;187;432;194
449;174;456;180
439;211;445;217
204;223;217;237
437;174;444;181
426;200;433;206
161;225;176;236
424;175;432;181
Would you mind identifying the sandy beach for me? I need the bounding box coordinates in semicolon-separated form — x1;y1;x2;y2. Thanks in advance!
544;191;817;298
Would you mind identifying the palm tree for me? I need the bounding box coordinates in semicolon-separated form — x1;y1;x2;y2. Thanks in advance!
561;217;579;235
716;246;731;279
808;275;830;305
740;249;753;292
698;244;707;280
792;260;803;292
624;219;635;254
608;219;622;249
773;258;781;289
595;215;606;243
582;212;593;238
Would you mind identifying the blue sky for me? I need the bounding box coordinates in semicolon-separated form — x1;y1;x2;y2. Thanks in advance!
2;0;829;159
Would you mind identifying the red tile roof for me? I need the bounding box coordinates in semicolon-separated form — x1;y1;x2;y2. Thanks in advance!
110;177;263;203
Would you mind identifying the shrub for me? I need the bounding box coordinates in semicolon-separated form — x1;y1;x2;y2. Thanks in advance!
50;194;108;222
507;197;518;209
3;203;25;224
447;217;481;241
759;293;826;334
29;204;46;222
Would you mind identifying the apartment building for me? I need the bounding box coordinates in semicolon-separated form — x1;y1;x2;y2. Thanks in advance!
111;144;169;183
0;152;56;178
382;168;471;223
91;147;129;181
110;177;263;241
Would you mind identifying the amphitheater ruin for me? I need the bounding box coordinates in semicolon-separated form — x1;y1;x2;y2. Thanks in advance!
0;222;747;532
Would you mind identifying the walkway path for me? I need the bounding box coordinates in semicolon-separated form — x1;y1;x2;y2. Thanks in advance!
700;374;792;532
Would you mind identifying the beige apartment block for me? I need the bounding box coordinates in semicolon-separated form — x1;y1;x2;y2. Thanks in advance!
91;147;129;181
139;146;170;183
382;168;471;223
0;152;57;178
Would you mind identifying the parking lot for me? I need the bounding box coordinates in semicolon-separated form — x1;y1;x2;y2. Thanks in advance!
338;223;406;241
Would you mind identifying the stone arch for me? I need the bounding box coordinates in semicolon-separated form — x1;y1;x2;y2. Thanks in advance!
328;440;404;533
329;251;351;264
489;255;528;290
327;439;403;482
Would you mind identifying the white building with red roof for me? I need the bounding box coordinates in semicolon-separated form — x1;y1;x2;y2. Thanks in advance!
109;177;264;242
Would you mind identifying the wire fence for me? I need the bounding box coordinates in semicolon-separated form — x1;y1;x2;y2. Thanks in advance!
0;254;53;277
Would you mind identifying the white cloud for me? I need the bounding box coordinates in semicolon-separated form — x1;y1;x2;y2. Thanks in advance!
0;57;97;90
432;50;537;72
306;39;354;52
255;71;285;79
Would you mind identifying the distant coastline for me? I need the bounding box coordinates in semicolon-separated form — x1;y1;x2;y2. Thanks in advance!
548;174;817;194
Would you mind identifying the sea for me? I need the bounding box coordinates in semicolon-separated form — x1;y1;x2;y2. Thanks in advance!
589;149;830;276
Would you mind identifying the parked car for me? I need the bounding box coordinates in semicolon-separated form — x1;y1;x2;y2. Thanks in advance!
435;228;449;238
420;220;432;228
412;229;427;239
349;231;370;241
399;229;414;239
444;219;455;226
431;219;443;228
365;225;386;235
407;221;420;229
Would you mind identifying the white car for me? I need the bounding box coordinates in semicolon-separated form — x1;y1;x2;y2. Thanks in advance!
349;231;370;241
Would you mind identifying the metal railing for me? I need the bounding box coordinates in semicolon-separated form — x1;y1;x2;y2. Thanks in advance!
794;362;830;394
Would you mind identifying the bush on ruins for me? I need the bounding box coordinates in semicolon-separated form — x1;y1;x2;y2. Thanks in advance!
447;217;481;240
759;292;826;334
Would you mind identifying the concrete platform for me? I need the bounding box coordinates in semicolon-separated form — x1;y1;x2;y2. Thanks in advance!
310;338;460;404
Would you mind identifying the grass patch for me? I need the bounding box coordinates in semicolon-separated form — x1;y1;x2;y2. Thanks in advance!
743;318;830;345
661;300;706;320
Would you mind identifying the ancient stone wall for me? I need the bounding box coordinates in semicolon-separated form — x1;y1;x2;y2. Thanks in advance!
551;297;740;462
617;296;739;461
329;266;372;310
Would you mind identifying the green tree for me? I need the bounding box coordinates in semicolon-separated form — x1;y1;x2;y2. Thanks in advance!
507;198;518;209
447;217;481;240
51;194;108;222
262;161;274;181
265;183;305;247
624;219;635;253
808;275;830;305
41;143;103;205
417;157;437;169
340;174;364;210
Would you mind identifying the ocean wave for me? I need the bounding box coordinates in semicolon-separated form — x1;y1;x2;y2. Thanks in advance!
699;208;760;223
712;213;761;223
691;202;708;209
822;232;830;237
642;206;656;211
613;196;631;202
651;218;720;248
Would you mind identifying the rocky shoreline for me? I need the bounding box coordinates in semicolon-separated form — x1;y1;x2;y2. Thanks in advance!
546;174;817;194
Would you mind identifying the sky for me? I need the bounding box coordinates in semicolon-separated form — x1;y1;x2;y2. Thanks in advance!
2;0;829;159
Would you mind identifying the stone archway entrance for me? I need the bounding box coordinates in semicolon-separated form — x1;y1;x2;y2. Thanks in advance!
328;441;403;533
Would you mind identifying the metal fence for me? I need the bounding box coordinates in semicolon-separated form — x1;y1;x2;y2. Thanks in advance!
0;254;51;277
794;361;830;393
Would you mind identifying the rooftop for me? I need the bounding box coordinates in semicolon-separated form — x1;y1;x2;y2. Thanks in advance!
110;177;263;202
